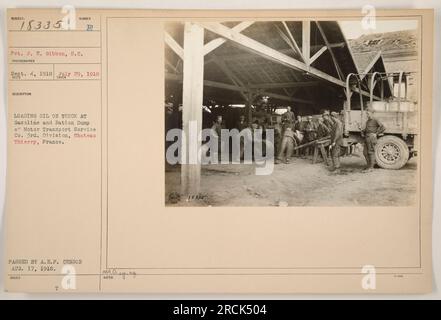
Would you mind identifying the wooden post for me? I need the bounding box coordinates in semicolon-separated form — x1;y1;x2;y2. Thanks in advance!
181;23;204;196
302;21;310;66
246;93;253;125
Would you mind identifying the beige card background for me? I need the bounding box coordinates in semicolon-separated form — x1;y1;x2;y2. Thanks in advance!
3;8;433;293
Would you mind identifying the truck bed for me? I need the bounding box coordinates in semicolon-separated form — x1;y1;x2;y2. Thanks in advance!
345;110;418;135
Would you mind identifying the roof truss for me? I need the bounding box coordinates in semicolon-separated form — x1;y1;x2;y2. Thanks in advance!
197;21;379;100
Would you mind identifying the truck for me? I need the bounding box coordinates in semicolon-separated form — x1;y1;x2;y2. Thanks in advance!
342;71;418;169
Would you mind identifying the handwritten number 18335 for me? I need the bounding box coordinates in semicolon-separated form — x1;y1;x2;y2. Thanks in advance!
20;20;63;31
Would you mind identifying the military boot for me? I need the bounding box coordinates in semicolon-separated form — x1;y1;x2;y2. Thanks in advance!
369;154;377;169
364;153;371;170
363;154;376;172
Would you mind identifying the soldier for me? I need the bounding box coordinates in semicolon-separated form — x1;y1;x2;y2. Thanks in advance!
316;117;331;139
212;115;224;137
282;106;295;125
236;115;248;131
293;115;305;157
251;119;261;131
276;120;295;164
304;116;317;140
211;115;225;159
329;111;344;172
294;115;304;132
361;108;386;171
322;110;334;131
235;115;248;161
321;111;334;158
303;116;317;157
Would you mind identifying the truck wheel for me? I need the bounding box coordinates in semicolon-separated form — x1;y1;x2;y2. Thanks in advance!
375;135;409;170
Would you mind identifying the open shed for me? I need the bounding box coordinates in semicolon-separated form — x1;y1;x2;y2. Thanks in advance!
164;20;392;194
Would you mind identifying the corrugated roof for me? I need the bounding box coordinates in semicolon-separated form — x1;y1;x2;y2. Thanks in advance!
349;30;417;56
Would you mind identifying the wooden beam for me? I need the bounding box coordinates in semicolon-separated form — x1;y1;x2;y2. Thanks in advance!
275;25;298;57
165;32;184;60
212;44;345;62
283;87;299;96
248;81;320;89
309;46;327;64
165;73;313;104
328;42;346;49
165;57;180;74
316;21;344;80
281;21;304;61
197;22;377;100
260;66;278;83
302;21;311;65
198;22;336;83
181;23;204;196
203;21;254;56
254;90;312;104
166;73;242;92
275;22;304;61
213;57;248;100
282;89;290;97
204;79;243;92
286;64;315;102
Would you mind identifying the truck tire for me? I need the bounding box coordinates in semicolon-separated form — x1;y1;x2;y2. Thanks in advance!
375;135;409;170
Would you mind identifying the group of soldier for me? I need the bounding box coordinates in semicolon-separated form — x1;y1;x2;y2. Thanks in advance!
209;105;386;172
275;107;386;173
275;108;342;169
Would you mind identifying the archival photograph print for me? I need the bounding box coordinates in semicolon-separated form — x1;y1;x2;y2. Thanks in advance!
164;19;419;207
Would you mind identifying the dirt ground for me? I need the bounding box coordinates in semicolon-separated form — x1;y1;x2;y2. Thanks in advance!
165;151;417;207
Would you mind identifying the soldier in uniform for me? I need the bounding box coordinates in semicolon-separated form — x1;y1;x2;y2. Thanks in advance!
361;108;386;171
236;114;248;131
321;110;334;158
294;115;304;132
330;111;344;172
303;116;317;158
212;115;225;136
211;115;225;159
235;115;249;161
316;117;331;139
322;110;334;131
292;115;305;157
282;106;295;125
304;116;317;141
276;120;295;164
